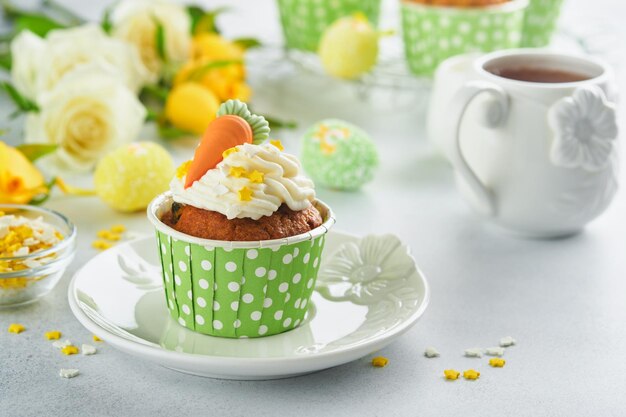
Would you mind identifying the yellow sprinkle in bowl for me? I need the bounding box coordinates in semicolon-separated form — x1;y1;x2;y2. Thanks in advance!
0;204;76;308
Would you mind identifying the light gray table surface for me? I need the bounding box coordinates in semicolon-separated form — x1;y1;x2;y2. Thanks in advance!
1;1;626;416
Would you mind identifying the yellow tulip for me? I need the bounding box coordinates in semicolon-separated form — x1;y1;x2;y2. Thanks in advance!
191;33;244;62
165;83;221;134
0;141;46;204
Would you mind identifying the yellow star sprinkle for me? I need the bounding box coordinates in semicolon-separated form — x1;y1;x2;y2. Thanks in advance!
489;358;506;368
96;230;121;241
45;331;62;340
371;356;389;367
238;187;253;202
247;170;264;183
229;166;248;178
463;369;480;380
444;369;460;380
61;345;79;355
176;160;192;179
110;224;126;234
8;323;25;334
93;335;102;342
92;240;112;250
270;139;284;151
222;146;239;159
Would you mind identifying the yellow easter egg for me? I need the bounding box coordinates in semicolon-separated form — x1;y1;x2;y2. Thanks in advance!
165;83;221;135
94;142;174;212
319;15;379;80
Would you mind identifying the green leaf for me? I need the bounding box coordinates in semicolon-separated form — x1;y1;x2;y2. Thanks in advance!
153;17;166;61
187;5;205;32
16;144;58;162
187;59;242;81
0;51;11;70
264;115;297;130
41;0;85;26
189;6;230;35
233;37;262;50
144;108;162;122
157;123;197;140
0;81;39;112
29;176;56;206
14;14;66;37
101;6;113;33
140;84;169;102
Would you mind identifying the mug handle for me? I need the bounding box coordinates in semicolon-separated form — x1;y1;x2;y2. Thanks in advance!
447;81;510;216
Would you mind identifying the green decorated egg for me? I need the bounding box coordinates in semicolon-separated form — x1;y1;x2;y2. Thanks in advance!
301;119;378;190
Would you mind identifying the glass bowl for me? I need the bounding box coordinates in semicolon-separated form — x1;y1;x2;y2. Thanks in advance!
0;204;76;308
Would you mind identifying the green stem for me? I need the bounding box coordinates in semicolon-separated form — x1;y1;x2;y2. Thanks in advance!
41;0;84;25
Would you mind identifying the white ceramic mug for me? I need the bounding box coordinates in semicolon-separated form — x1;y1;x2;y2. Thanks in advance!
440;49;619;237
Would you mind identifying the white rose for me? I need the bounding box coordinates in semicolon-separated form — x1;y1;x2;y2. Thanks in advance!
11;24;152;100
111;0;191;79
10;30;45;101
25;62;147;171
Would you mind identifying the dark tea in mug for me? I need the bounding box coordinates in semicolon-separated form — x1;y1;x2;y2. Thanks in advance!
488;66;590;83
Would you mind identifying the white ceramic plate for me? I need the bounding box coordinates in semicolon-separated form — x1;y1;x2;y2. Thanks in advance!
68;231;429;380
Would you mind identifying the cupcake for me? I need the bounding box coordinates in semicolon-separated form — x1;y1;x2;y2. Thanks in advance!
520;0;564;47
276;0;381;52
148;100;335;339
401;0;528;76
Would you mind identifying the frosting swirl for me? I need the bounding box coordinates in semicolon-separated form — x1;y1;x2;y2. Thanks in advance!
171;143;315;220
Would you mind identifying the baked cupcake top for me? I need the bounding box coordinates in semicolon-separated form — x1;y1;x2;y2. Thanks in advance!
171;100;315;220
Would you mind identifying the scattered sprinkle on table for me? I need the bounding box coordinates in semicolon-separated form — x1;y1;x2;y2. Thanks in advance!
500;336;516;347
92;240;113;250
463;369;480;380
424;347;440;358
464;348;483;358
485;347;505;356
61;345;79;355
96;230;121;241
8;323;25;334
110;224;126;234
81;344;97;355
93;335;102;342
489;358;506;368
59;369;79;379
52;339;72;349
371;356;389;367
45;331;62;340
444;369;460;380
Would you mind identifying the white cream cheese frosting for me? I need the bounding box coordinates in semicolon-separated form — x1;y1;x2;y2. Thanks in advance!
171;142;316;220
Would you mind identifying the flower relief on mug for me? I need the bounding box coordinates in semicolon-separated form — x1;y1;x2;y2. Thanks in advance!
316;235;419;305
548;86;618;172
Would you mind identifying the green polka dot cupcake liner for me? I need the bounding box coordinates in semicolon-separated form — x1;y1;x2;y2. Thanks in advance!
521;0;564;47
401;0;528;76
276;0;381;52
148;193;335;339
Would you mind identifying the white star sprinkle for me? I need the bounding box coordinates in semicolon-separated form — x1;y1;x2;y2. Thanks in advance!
424;347;440;358
464;348;483;358
500;336;516;347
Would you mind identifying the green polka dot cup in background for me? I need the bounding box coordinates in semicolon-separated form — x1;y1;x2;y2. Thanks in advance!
521;0;564;47
148;193;335;339
276;0;381;52
401;0;528;76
